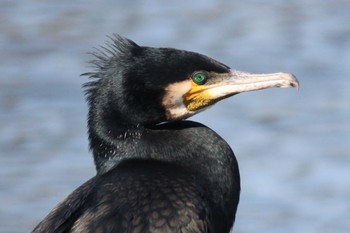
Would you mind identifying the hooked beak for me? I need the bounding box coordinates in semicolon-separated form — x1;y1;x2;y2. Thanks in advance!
208;69;299;96
184;70;299;111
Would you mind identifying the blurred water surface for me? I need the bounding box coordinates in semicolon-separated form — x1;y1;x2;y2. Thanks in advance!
0;1;349;232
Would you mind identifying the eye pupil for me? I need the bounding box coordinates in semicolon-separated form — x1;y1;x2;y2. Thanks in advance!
193;72;207;85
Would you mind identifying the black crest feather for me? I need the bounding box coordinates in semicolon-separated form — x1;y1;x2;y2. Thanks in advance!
82;34;139;101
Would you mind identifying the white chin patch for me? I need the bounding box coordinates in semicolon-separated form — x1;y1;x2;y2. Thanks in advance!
162;80;196;121
167;105;195;121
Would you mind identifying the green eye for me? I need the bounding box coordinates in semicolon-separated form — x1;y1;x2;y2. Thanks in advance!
192;72;207;85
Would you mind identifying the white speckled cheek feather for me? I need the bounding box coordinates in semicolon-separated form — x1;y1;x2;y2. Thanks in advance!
162;80;195;121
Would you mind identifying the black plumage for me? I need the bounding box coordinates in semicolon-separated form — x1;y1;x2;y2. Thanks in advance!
32;35;298;233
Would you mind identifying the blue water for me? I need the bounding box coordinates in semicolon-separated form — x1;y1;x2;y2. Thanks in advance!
1;1;349;232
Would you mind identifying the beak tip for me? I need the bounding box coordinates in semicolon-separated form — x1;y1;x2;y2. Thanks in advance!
279;72;300;91
289;73;300;91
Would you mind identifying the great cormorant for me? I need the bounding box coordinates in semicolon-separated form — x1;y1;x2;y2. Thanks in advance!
32;35;299;233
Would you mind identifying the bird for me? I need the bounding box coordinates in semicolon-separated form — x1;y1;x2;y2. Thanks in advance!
32;34;299;233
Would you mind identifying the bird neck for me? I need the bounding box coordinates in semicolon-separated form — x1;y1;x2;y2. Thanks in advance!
87;105;144;173
88;115;239;221
88;111;234;180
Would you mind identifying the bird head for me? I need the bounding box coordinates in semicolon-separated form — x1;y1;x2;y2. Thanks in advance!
84;35;299;126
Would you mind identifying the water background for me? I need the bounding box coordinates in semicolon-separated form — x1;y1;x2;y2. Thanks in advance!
1;1;349;232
